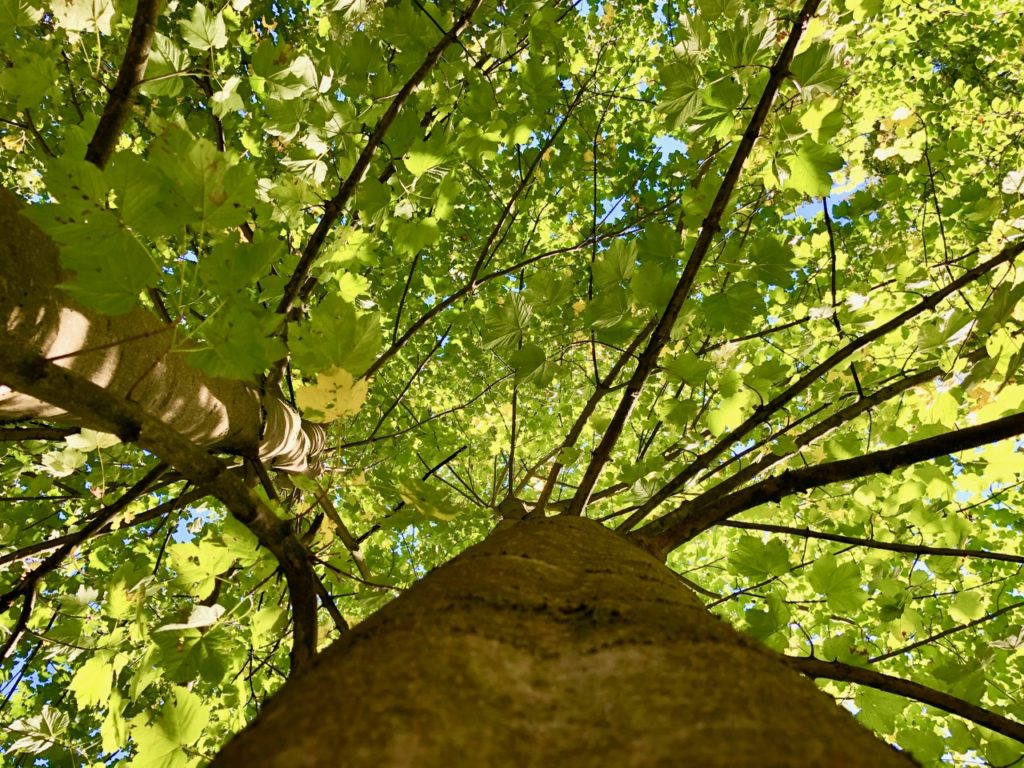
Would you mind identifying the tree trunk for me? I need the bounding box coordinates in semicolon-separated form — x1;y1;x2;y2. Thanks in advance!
212;516;915;767
0;189;322;472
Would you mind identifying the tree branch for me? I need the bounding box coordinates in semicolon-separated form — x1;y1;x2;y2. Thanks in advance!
0;487;206;567
84;0;161;168
722;520;1024;565
0;426;77;441
618;366;940;533
0;343;319;673
782;654;1024;743
630;239;1024;526
563;0;823;515
537;318;655;513
869;600;1024;664
634;409;1024;556
277;0;483;317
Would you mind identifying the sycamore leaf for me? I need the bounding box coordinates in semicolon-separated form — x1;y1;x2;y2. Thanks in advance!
68;654;113;710
180;3;228;50
657;60;703;128
8;706;70;755
152;627;239;685
50;0;113;34
729;536;791;580
65;428;120;452
291;294;383;375
398;478;461;522
296;367;369;422
1002;170;1024;195
482;295;533;351
808;554;867;614
949;591;984;623
131;687;210;768
781;142;844;197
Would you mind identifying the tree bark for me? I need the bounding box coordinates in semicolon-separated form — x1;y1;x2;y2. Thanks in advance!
0;189;322;472
212;516;916;767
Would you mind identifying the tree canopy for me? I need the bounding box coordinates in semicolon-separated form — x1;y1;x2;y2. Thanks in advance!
2;0;1024;765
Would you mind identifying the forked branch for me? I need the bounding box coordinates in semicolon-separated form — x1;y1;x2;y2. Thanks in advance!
629;239;1024;527
563;0;823;515
0;343;320;673
634;409;1024;556
277;0;484;316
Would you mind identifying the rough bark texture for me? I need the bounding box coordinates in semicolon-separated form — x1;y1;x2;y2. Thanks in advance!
213;516;916;767
0;189;322;472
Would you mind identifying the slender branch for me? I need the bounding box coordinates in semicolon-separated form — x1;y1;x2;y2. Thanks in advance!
313;483;371;581
468;78;593;285
537;319;655;513
355;445;467;544
0;487;208;569
618;366;940;533
22;110;55;158
869;600;1024;664
782;654;1024;743
366;326;449;442
630;239;1024;527
634;409;1024;556
363;212;658;379
0;588;34;661
0;463;166;611
312;575;349;634
723;520;1024;565
0;464;166;662
0;343;319;673
84;0;161;168
277;0;483;316
563;0;823;516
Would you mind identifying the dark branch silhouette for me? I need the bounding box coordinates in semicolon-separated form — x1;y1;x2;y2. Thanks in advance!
628;239;1024;527
563;0;823;516
0;342;320;673
84;0;161;168
277;0;484;317
635;409;1024;555
723;520;1024;565
782;655;1024;743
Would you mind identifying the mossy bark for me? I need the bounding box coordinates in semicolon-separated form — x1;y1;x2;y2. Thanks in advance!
213;516;915;767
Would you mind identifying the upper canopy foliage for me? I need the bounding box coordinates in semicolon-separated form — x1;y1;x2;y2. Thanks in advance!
2;0;1024;764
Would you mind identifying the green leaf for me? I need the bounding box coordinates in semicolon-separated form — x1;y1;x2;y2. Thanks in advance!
482;295;533;352
392;217;441;255
152;627;239;685
132;687;211;768
593;240;637;289
657;61;703;128
781;142;844;197
29;204;159;315
808;554;867;614
291;294;383;376
180;3;228;50
790;43;846;93
189;301;287;380
729;535;791;580
200;236;281;294
68;653;113;709
949;591;984;623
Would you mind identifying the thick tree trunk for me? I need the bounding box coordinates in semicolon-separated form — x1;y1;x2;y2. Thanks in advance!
213;516;915;767
0;189;321;472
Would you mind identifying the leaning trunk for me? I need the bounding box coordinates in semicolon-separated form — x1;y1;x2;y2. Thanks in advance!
0;190;321;472
213;516;914;767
